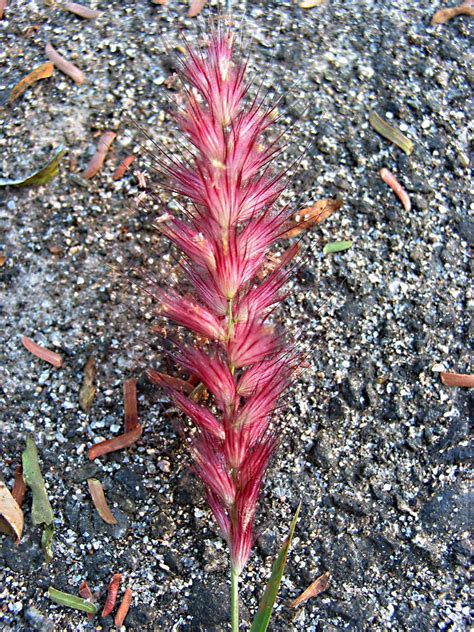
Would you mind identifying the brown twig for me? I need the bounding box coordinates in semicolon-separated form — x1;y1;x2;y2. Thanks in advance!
379;168;411;212
112;155;136;181
440;372;474;388
88;425;143;461
45;42;84;85
82;132;116;179
432;1;474;24
123;379;138;431
22;336;63;368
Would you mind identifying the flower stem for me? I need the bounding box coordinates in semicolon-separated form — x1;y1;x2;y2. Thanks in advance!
231;566;239;632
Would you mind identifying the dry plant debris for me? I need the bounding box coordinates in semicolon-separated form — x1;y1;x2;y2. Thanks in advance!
48;587;98;614
81;131;116;179
102;573;122;617
432;1;474;24
0;0;6;19
87;478;117;525
64;2;102;19
379;168;412;212
284;198;342;238
45;42;85;85
0;146;64;188
188;0;206;17
0;481;24;543
299;0;327;8
290;571;330;607
123;378;138;431
7;62;54;104
79;354;96;412
114;587;133;627
21;335;63;368
11;465;26;507
369;111;414;155
88;425;143;461
78;581;96;620
440;372;474;387
112;155;136;180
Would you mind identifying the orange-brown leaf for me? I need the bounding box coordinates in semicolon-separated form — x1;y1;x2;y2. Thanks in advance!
64;2;101;18
284;199;342;238
88;425;143;461
0;480;24;543
188;0;206;17
45;42;84;85
432;2;474;24
123;379;138;431
290;571;330;608
8;62;54;104
22;336;63;368
81;131;116;179
440;372;474;388
87;478;117;525
114;587;133;627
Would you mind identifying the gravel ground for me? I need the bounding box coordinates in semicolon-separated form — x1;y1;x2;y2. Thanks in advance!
0;1;472;630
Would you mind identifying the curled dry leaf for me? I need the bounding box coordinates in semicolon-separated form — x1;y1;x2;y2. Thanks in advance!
432;2;474;24
64;2;101;18
0;146;64;188
12;465;26;507
440;372;474;388
0;480;24;542
114;587;133;627
82;131;116;179
188;0;206;17
45;42;84;85
123;379;138;431
88;425;143;461
112;155;136;181
284;198;342;238
87;478;117;525
7;62;54;104
102;573;122;617
79;580;95;620
290;571;330;608
22;336;63;368
79;354;96;412
379;168;411;212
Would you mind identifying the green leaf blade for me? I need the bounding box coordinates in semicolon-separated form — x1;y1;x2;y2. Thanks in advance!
250;502;301;632
323;240;353;255
0;145;63;188
48;587;97;614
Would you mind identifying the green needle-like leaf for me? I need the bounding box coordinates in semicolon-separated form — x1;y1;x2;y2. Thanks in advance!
250;502;301;632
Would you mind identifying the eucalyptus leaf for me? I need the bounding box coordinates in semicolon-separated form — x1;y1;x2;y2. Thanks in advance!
0;145;63;188
250;502;301;632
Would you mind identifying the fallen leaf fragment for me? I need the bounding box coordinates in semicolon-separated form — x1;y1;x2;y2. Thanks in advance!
112;155;136;181
284;198;342;238
79;580;95;620
123;379;138;431
7;62;54;104
440;372;474;388
79;354;96;412
87;478;117;525
188;0;206;17
22;436;54;562
290;571;330;608
64;2;102;18
152;0;168;4
431;2;474;24
323;240;353;255
147;369;194;394
368;111;413;155
0;146;64;188
22;336;63;368
88;425;143;461
81;131;116;179
102;573;122;617
48;587;98;614
379;168;411;212
114;587;133;627
45;42;84;85
0;0;6;19
12;465;26;507
299;0;327;8
0;480;24;542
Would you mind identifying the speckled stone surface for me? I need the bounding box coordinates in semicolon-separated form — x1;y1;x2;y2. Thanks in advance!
0;1;472;630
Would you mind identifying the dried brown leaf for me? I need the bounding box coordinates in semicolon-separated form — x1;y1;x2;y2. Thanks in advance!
88;425;143;461
112;155;136;181
81;131;116;179
0;0;7;19
123;379;138;431
11;465;26;507
64;2;102;18
0;480;24;542
7;62;54;104
87;478;117;525
45;42;84;85
188;0;206;17
79;355;96;412
431;2;474;24
22;336;63;368
290;571;330;608
299;0;327;7
114;587;133;627
440;372;474;388
284;199;342;238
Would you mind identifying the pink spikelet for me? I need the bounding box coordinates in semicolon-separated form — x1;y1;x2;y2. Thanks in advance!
150;29;299;579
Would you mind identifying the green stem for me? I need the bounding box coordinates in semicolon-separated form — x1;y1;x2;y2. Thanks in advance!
231;567;239;632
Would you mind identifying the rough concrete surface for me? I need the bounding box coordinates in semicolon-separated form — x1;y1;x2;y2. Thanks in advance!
0;0;472;630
